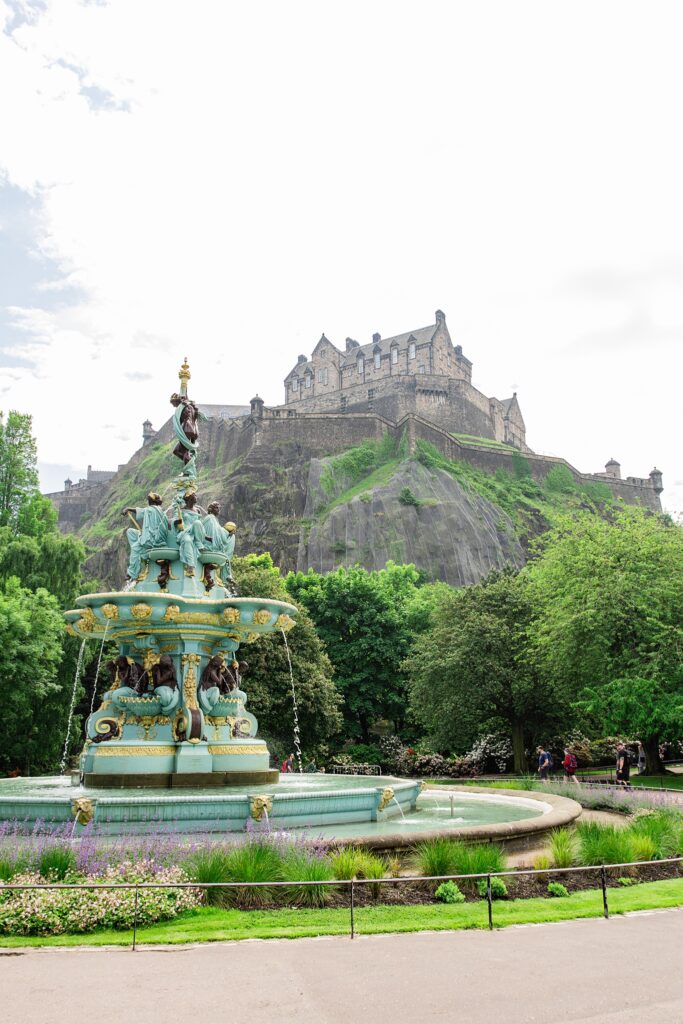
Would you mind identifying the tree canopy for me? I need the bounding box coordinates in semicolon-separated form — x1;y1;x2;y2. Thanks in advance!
525;507;683;772
406;569;563;771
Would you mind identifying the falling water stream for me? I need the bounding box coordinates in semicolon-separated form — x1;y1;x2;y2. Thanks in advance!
59;638;88;774
281;628;303;773
88;620;110;718
391;795;406;820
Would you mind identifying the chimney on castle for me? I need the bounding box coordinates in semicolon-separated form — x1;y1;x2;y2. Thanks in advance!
345;338;359;352
372;333;381;344
649;467;664;494
605;458;621;480
297;354;307;364
435;309;446;324
142;419;155;445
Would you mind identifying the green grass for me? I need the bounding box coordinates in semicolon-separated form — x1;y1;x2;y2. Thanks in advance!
451;434;515;451
2;878;682;948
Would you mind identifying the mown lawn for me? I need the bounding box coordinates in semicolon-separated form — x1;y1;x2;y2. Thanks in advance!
1;877;682;948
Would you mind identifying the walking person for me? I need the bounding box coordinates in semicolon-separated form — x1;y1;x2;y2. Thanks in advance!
562;747;580;785
615;741;632;790
281;752;295;774
637;741;646;776
536;745;552;783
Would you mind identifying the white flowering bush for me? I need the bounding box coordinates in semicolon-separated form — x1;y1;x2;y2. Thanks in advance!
0;860;201;936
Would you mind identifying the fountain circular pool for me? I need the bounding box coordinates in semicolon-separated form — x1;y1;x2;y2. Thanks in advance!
0;774;581;847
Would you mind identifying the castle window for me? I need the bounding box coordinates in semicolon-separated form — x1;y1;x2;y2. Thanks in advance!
368;388;374;400
318;368;328;385
374;350;381;369
305;372;312;388
357;355;364;374
409;342;416;360
391;346;398;364
418;364;425;374
291;377;299;392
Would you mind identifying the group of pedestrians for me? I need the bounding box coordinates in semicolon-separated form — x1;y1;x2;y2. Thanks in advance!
536;741;646;787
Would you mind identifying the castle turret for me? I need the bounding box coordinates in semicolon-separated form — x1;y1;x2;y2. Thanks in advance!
64;477;72;491
142;419;155;445
649;467;663;495
605;458;621;480
250;394;265;419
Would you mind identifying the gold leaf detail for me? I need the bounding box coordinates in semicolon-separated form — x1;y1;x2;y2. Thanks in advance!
72;799;94;824
275;614;295;632
222;607;241;624
377;787;395;812
249;795;273;821
101;603;119;620
252;609;272;626
164;605;181;622
131;603;152;620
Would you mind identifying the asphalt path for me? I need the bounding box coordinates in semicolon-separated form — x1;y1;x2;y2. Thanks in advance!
2;909;683;1023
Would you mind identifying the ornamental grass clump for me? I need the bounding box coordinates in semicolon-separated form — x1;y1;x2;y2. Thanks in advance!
452;842;507;880
280;848;333;908
37;845;77;881
416;838;458;879
0;861;200;937
628;811;681;859
223;841;283;909
576;822;632;866
548;828;578;869
330;847;387;897
182;846;234;907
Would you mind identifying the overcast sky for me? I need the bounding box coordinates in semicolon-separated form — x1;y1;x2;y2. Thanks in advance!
1;0;681;516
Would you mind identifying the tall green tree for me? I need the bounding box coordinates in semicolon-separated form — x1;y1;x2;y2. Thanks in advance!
0;577;66;774
406;569;561;772
525;508;683;773
0;411;56;536
286;564;424;741
232;554;342;757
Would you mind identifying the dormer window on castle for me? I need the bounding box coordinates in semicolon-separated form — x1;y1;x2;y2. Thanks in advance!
409;341;416;359
305;371;312;388
291;377;299;392
374;350;381;369
391;345;398;364
357;356;364;374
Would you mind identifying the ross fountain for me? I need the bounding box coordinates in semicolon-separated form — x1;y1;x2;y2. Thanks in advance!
0;360;581;844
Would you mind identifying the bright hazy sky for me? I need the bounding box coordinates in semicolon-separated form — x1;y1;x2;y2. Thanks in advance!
1;0;681;515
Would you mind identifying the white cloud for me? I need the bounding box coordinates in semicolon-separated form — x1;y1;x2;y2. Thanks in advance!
0;0;681;514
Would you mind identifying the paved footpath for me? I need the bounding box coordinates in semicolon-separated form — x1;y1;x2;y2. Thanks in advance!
2;909;683;1024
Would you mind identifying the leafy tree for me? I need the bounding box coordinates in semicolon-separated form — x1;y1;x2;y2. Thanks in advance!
406;569;563;772
0;529;85;607
286;563;425;741
525;508;683;773
0;411;56;536
232;554;342;757
0;577;67;774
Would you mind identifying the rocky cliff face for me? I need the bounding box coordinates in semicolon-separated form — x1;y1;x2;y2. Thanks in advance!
75;417;528;589
299;459;524;585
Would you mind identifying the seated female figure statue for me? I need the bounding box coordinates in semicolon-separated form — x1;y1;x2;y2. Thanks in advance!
122;492;168;586
174;492;206;576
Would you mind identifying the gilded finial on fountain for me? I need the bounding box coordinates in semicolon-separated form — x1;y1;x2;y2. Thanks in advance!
179;357;191;396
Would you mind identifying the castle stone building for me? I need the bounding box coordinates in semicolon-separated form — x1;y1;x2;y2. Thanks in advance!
283;309;527;449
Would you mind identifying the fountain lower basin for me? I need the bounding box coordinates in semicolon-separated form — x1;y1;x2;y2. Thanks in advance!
0;775;580;845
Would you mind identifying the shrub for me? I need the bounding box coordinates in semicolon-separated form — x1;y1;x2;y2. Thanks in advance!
477;877;508;900
435;881;465;904
617;876;640;887
547;882;569;898
223;841;283;908
0;862;200;936
398;487;421;507
280;849;333;908
37;845;77;881
183;846;234;907
549;828;578;869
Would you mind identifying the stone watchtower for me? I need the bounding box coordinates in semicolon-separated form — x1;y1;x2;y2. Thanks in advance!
142;419;155;445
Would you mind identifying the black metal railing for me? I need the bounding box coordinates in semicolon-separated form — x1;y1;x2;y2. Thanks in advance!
1;855;681;948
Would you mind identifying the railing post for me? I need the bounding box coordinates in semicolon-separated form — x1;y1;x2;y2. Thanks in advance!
350;876;356;939
600;865;609;919
132;884;139;950
487;874;493;930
